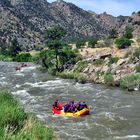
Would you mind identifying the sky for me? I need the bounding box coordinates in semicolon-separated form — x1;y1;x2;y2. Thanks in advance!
48;0;140;17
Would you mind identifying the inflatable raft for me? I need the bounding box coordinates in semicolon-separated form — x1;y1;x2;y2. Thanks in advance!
52;105;89;117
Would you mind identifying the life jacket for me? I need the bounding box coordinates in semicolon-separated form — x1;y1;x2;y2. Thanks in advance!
67;102;75;112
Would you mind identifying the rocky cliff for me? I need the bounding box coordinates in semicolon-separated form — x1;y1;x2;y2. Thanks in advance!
0;0;128;49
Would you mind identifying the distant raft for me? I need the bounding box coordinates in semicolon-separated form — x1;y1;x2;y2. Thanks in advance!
52;103;89;117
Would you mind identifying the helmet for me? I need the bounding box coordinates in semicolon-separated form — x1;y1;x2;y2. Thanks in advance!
70;100;74;102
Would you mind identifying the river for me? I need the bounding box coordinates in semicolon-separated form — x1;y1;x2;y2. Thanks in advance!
0;62;140;140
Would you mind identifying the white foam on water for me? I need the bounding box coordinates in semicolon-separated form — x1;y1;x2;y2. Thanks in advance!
0;81;8;86
105;112;116;121
36;114;46;120
15;84;21;88
29;98;37;104
24;79;69;89
20;66;36;72
56;131;89;140
115;135;139;139
113;104;132;109
0;77;6;80
12;90;29;97
14;72;25;76
118;116;127;121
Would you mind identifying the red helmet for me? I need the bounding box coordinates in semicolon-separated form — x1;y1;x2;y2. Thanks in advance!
70;100;74;102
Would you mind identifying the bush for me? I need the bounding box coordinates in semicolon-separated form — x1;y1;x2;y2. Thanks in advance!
120;74;139;89
15;53;32;62
57;72;87;84
76;40;85;48
108;28;118;39
32;53;41;64
96;71;104;77
115;37;132;49
48;67;57;75
74;61;88;72
88;39;97;48
93;59;104;66
133;47;140;59
0;54;12;61
104;73;114;86
124;51;132;58
136;36;140;45
124;26;133;39
108;57;119;65
136;65;140;73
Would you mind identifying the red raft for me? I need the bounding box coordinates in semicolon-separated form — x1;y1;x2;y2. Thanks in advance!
52;103;89;117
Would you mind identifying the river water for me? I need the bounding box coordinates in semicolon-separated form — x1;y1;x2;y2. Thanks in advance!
0;62;140;140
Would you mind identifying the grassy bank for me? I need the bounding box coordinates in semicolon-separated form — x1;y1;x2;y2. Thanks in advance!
56;71;88;84
0;54;12;61
0;90;54;140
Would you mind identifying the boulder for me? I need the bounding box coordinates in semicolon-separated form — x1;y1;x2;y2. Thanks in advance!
117;58;127;66
89;65;96;73
101;65;110;73
99;53;112;59
110;64;122;74
83;67;89;73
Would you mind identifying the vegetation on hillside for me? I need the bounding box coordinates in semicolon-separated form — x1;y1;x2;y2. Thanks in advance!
115;37;133;49
40;27;77;74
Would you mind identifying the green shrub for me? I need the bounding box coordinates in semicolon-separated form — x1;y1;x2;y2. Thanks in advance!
48;67;57;75
15;53;32;62
104;73;114;86
136;65;140;73
124;51;132;58
96;71;104;77
88;39;97;48
0;54;12;61
124;26;133;39
136;36;140;45
93;59;104;66
108;28;118;39
108;57;119;65
76;40;85;48
57;72;87;84
115;37;132;49
32;53;41;64
133;47;140;58
120;74;139;89
74;61;88;72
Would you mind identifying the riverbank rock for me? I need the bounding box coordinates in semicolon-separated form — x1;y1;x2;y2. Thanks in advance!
101;65;110;73
116;58;128;66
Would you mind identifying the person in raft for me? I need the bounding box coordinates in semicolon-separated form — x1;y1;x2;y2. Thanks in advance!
63;100;76;113
76;101;88;111
53;98;63;110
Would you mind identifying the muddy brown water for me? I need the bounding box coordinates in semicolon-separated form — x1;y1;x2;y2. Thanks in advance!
0;62;140;140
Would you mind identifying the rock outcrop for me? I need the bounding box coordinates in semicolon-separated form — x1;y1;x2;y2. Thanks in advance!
0;0;127;49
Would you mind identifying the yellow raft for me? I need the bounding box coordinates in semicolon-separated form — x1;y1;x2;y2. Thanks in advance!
52;106;89;117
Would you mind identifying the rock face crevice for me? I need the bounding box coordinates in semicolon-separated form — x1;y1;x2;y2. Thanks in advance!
0;0;128;48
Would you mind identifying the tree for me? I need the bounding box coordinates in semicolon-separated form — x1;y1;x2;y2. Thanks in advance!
9;38;21;57
76;40;85;48
41;27;76;73
108;28;118;39
124;26;133;39
88;39;97;48
115;37;133;49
